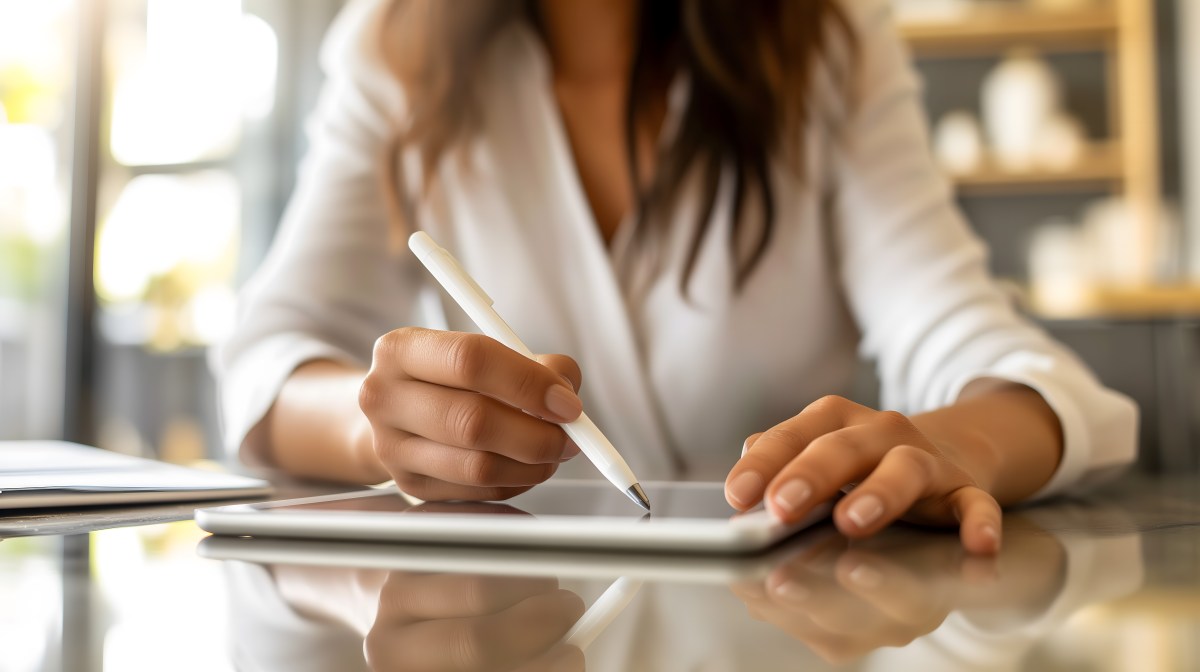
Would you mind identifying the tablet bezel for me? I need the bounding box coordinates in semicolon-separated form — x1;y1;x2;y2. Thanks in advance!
195;481;831;554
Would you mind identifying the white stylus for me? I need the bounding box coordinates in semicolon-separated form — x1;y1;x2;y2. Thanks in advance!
408;231;651;512
563;577;644;650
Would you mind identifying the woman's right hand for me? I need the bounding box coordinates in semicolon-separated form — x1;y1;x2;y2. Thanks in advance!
357;327;585;501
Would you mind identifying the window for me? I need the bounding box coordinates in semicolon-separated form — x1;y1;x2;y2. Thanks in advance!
0;0;76;440
2;0;345;461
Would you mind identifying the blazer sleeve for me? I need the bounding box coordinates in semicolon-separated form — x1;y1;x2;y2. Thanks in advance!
828;0;1137;499
211;0;416;462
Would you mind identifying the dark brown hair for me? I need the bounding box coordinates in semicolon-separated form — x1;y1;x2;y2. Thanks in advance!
379;0;855;294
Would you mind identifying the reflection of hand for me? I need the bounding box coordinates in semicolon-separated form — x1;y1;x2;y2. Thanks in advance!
730;533;998;664
365;571;586;672
357;327;584;502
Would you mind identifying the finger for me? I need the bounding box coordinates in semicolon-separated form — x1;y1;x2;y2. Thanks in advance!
832;444;940;538
408;501;531;515
375;572;560;624
511;645;586;672
392;470;534;503
832;550;951;627
381;589;585;672
947;486;1003;555
374;328;583;423
762;421;900;523
735;596;891;664
723;433;765;509
742;432;763;458
535;354;582;393
725;396;869;510
392;436;560;488
370;380;573;464
728;579;769;602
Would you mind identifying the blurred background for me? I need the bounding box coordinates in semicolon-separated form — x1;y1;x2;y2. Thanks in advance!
0;0;1197;474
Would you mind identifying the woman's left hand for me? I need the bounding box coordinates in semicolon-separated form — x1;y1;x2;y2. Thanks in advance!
725;395;1002;555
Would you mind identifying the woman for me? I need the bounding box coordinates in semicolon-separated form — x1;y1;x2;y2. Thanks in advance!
215;0;1137;555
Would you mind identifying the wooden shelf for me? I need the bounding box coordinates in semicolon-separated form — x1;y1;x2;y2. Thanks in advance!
1031;284;1200;320
900;5;1118;56
947;143;1124;195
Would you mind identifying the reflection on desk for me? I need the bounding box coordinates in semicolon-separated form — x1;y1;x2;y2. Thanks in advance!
222;504;1145;672
2;476;1198;671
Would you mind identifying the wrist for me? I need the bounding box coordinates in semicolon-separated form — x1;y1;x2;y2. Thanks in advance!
347;414;389;484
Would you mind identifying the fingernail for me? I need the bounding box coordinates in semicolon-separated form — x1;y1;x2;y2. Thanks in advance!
981;524;1001;551
727;471;765;508
773;479;812;515
772;579;810;602
848;562;883;589
544;384;582;422
559;374;577;392
560;439;581;461
846;494;884;529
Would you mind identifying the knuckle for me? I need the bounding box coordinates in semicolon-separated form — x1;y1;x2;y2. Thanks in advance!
512;364;545;407
889;444;935;481
808;394;849;414
760;425;807;452
450;398;490;447
445;334;489;386
874;409;916;434
357;378;381;412
372;328;407;361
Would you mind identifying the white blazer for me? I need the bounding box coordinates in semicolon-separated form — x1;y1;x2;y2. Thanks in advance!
214;0;1136;496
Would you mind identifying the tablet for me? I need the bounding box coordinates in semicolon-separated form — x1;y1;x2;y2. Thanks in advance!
195;480;831;554
197;526;837;584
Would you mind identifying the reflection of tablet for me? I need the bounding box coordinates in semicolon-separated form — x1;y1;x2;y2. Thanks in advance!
195;480;831;554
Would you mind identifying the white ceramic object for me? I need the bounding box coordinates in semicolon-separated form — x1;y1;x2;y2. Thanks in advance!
982;51;1062;171
1029;218;1091;313
934;110;985;174
1034;111;1086;171
1082;198;1142;286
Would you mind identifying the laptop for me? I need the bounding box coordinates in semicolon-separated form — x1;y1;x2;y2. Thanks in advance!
0;441;272;510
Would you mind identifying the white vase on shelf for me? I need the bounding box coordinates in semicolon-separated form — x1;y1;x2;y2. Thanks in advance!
1029;218;1091;313
981;50;1062;171
1082;197;1157;286
934;110;985;174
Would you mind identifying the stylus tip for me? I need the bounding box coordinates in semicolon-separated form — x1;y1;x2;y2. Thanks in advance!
626;483;651;512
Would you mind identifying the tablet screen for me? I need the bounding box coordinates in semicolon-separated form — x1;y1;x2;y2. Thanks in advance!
263;481;744;521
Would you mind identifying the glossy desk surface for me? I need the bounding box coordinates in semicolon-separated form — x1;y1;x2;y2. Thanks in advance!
2;475;1198;672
